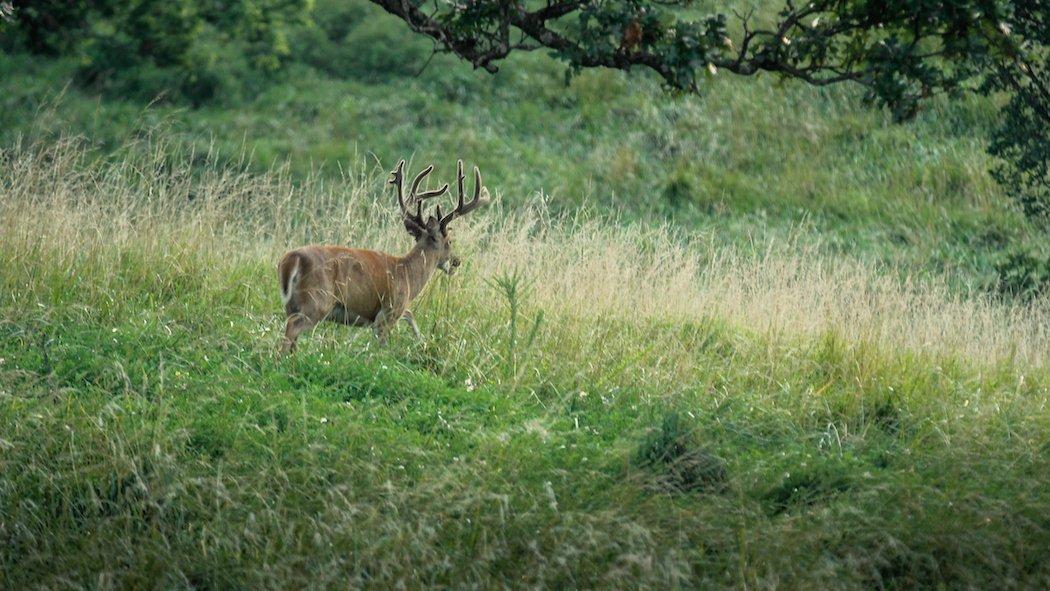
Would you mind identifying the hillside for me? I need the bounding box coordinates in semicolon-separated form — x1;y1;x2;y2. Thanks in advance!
1;1;1048;588
0;135;1047;589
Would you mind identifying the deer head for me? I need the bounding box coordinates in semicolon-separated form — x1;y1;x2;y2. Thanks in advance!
389;159;488;275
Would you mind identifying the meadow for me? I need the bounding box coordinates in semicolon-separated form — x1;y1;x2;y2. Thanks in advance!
1;0;1048;587
1;132;1047;588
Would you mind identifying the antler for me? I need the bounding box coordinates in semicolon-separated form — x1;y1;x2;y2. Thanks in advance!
389;160;449;232
440;160;488;229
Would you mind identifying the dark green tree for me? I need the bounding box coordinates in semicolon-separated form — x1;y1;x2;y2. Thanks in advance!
5;1;96;54
4;0;311;103
362;0;1047;224
984;2;1047;221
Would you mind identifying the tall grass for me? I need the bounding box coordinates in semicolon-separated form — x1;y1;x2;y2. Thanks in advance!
1;137;1047;588
3;136;1045;369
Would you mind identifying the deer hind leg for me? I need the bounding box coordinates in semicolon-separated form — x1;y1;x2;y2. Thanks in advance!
280;312;316;356
279;288;332;355
401;310;423;341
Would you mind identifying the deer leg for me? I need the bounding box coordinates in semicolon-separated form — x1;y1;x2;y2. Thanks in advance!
372;309;390;346
280;312;316;356
372;307;404;346
401;310;423;341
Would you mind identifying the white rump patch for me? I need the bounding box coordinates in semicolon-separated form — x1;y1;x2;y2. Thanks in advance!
281;258;300;305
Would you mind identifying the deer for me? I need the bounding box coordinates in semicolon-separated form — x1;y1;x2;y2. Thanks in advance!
276;160;488;355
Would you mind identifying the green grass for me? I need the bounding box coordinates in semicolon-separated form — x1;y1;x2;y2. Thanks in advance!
0;137;1046;588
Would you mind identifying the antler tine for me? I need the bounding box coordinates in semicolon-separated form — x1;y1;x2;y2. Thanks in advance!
409;164;433;197
417;184;450;200
441;160;487;228
456;159;466;211
389;159;407;214
389;159;405;186
471;166;483;208
409;164;449;202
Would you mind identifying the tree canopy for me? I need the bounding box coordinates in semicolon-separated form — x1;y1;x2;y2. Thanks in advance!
366;0;1047;222
1;0;1045;221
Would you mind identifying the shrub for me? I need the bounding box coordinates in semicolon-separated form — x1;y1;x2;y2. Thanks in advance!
7;0;309;105
994;244;1049;300
762;462;853;515
662;166;696;209
633;411;727;493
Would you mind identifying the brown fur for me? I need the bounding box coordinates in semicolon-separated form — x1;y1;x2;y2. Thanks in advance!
277;160;484;355
277;239;451;353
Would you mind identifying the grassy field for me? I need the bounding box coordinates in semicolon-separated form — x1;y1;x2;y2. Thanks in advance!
1;0;1048;587
0;135;1046;589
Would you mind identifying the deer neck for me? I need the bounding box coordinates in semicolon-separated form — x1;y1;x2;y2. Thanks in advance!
401;241;441;300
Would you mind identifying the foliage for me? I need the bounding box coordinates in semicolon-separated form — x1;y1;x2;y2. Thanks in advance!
5;0;96;54
993;242;1050;299
3;0;311;103
984;1;1049;224
290;0;432;80
364;0;1001;115
361;0;1047;220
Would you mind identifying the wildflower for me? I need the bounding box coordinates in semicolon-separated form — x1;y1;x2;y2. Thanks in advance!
544;481;558;511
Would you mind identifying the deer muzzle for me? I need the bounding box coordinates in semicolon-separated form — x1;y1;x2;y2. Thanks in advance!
440;256;462;275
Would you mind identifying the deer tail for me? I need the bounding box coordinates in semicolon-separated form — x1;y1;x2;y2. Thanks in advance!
278;251;306;309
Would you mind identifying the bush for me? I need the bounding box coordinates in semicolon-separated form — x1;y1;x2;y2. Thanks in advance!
287;0;429;81
633;411;727;493
339;17;430;80
6;0;309;105
993;244;1050;300
762;462;853;515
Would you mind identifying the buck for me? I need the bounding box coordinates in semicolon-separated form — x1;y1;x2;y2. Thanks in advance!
277;160;488;354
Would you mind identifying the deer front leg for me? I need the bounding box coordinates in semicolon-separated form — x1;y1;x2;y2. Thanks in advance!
281;312;316;356
401;309;423;341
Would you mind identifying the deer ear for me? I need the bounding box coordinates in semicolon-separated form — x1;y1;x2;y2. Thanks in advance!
404;216;425;238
